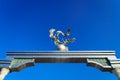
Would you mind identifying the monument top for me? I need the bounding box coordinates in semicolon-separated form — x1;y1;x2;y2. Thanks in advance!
49;28;75;51
0;29;120;80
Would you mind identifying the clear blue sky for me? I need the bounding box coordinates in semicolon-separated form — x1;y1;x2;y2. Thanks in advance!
0;0;120;80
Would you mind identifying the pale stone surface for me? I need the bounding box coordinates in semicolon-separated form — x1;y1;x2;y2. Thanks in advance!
0;68;10;80
112;68;120;80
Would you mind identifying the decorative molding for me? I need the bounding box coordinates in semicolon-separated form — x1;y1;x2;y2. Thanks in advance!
0;51;120;72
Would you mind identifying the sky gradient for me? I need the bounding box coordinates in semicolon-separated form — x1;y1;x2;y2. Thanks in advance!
0;0;120;80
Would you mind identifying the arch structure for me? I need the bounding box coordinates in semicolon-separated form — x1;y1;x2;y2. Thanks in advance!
0;51;120;80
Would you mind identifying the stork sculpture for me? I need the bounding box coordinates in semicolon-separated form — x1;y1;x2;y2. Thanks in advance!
49;28;75;51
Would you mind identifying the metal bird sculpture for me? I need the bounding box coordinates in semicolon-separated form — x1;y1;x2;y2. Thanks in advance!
49;28;75;46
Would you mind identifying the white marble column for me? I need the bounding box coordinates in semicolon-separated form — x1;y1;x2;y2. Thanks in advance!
112;68;120;80
0;68;10;80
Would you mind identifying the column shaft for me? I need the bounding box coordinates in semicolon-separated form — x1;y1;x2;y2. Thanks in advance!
112;68;120;80
0;68;10;80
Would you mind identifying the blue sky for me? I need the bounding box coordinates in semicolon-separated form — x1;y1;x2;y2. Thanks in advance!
0;0;120;80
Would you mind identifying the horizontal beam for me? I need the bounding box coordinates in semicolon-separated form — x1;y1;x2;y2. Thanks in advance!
0;50;118;72
7;51;115;59
0;60;11;68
